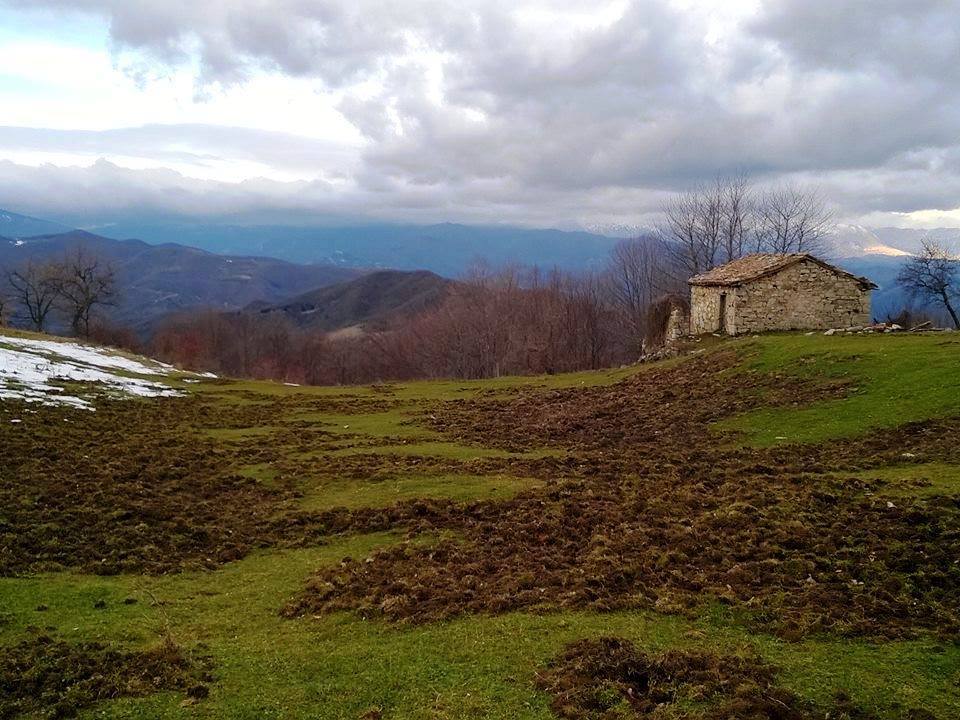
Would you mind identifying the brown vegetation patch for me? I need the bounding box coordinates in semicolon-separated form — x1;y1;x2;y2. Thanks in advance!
535;637;891;720
0;388;529;575
4;346;959;642
284;353;960;639
0;396;298;575
419;351;848;453
0;634;211;719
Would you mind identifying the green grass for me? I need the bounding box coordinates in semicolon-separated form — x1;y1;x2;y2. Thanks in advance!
845;462;960;497
203;426;281;440
297;473;541;510
326;441;560;460
4;330;960;718
720;333;960;445
2;539;957;720
193;360;647;404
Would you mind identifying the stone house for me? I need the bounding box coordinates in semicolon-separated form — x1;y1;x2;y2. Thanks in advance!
688;253;876;335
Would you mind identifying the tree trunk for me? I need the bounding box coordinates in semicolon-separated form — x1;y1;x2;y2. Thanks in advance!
943;293;960;329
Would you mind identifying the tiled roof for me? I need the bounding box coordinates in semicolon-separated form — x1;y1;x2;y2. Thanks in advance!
688;253;876;288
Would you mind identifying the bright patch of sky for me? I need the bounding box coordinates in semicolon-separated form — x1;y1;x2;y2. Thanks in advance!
0;5;364;183
0;0;958;230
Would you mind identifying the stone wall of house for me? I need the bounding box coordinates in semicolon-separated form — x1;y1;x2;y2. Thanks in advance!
690;285;738;334
690;258;871;335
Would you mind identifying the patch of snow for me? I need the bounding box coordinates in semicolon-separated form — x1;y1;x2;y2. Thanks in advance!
0;334;182;409
863;244;911;257
1;336;173;374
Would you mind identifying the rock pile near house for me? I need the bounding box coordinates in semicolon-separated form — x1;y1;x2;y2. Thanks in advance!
820;322;954;336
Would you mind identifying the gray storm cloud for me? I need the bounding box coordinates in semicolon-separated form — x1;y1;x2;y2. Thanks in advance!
2;0;960;226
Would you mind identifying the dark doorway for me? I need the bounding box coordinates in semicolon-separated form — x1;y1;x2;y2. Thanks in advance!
718;293;727;333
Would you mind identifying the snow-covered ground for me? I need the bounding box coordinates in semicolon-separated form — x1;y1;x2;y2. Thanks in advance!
0;334;186;409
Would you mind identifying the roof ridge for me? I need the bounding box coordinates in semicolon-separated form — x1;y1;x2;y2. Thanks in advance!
688;253;875;288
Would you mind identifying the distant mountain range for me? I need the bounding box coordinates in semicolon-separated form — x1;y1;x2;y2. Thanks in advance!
0;228;360;333
0;210;71;238
829;225;960;319
831;223;960;258
247;269;452;333
71;219;622;276
71;217;960;273
3;207;959;331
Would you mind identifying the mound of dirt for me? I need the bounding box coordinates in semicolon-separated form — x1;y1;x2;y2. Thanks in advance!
535;637;887;720
0;634;211;719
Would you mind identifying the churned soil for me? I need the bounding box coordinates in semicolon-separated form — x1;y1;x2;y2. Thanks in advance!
3;347;959;641
0;634;211;719
0;396;297;575
417;350;850;454
284;352;960;640
535;637;903;720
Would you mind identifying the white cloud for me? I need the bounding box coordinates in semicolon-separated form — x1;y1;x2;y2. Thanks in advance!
0;0;958;230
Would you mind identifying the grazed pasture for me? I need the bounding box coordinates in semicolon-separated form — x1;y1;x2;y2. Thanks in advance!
1;333;958;719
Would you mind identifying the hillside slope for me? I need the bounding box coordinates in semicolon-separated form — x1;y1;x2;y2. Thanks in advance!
0;230;362;332
250;269;452;331
1;332;958;719
0;330;190;408
0;209;71;238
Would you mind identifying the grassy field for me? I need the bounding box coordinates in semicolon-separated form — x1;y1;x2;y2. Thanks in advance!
1;332;959;719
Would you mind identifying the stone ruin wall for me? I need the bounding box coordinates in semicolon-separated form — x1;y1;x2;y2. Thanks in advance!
690;259;872;335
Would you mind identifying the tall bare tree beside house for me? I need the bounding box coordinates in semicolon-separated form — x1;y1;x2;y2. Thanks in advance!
605;235;679;354
56;248;116;337
752;184;834;255
660;175;757;274
7;261;60;332
897;240;960;329
720;173;753;262
660;183;721;275
661;177;835;276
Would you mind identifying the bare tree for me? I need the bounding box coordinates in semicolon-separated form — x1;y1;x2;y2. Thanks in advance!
720;173;753;262
7;261;60;332
660;175;757;274
752;184;834;255
568;270;610;370
661;177;835;276
660;184;721;275
897;240;960;329
605;235;678;353
56;248;116;337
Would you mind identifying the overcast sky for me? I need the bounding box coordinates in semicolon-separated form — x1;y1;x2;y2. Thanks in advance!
0;0;959;230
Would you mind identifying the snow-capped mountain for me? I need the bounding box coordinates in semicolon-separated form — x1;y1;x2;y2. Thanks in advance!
831;224;960;258
830;224;913;258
